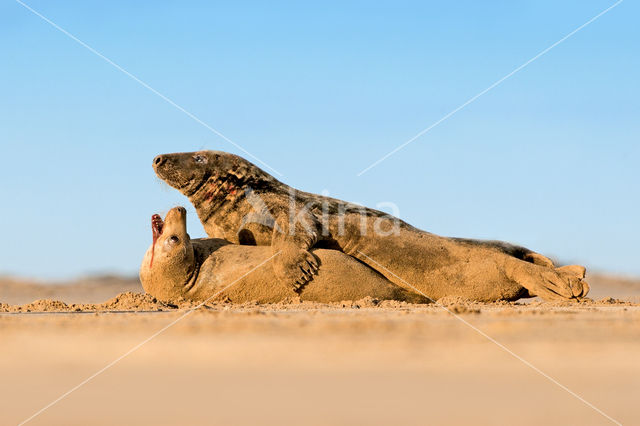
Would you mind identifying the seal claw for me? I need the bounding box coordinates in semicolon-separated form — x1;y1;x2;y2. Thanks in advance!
273;248;319;292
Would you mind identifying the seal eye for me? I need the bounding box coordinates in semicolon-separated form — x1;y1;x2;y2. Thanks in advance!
169;235;180;243
193;154;207;165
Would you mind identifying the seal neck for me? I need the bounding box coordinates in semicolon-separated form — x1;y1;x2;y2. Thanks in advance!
182;256;201;293
190;173;246;212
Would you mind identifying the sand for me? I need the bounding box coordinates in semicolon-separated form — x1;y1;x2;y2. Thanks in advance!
1;273;638;425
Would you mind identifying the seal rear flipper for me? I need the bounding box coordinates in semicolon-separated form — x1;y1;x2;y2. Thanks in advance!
556;265;589;297
503;258;588;301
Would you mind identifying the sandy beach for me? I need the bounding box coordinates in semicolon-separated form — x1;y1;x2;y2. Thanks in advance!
4;0;637;423
1;274;638;425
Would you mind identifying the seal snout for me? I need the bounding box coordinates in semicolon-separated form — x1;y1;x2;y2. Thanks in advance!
153;155;166;168
164;206;188;224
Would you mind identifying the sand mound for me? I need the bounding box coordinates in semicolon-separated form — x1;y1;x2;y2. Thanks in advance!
0;292;176;313
96;292;171;311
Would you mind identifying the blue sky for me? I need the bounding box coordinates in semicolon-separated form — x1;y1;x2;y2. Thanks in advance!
0;0;637;279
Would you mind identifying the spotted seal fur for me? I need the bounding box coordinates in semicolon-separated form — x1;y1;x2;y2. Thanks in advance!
152;151;589;302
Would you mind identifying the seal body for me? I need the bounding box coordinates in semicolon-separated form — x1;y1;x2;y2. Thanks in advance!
140;208;427;304
153;151;589;302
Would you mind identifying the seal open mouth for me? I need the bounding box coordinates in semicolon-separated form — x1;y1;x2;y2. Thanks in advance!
150;214;164;268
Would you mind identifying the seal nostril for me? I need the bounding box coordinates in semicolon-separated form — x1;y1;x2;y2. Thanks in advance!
154;155;165;167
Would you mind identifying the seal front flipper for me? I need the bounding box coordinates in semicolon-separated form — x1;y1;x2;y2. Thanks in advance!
271;212;320;291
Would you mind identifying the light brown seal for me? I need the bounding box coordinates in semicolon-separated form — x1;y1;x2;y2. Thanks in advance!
152;151;589;302
139;207;428;304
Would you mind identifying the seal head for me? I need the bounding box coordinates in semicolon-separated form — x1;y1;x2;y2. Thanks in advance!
140;207;198;300
153;151;277;199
